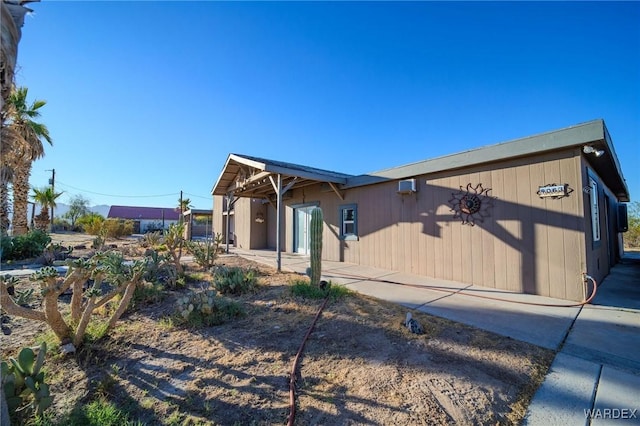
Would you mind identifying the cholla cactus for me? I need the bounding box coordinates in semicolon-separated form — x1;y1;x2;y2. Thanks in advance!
309;207;323;287
1;251;149;349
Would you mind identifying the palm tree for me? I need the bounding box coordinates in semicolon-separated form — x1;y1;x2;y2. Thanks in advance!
0;96;20;233
178;197;192;213
32;186;63;231
2;87;52;235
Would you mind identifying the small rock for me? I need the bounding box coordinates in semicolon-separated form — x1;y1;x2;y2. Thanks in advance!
61;343;76;355
405;312;424;335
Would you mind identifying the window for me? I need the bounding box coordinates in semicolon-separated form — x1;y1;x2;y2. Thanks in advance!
589;176;600;243
340;204;358;240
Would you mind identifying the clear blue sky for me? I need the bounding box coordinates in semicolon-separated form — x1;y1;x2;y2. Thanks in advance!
16;1;640;210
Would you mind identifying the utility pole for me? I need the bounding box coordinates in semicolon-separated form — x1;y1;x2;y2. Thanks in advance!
179;190;183;223
46;169;55;231
179;190;184;257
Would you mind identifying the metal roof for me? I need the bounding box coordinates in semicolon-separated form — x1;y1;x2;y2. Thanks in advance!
211;153;352;198
211;120;630;202
344;119;629;201
108;205;180;221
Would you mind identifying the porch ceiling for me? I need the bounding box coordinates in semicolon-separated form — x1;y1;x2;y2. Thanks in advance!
211;153;351;199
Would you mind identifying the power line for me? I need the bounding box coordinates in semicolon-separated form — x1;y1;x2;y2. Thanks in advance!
56;181;213;201
56;181;178;198
183;192;212;200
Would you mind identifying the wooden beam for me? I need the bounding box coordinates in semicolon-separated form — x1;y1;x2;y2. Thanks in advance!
269;175;278;193
228;171;272;193
328;182;345;200
282;177;298;194
264;197;276;210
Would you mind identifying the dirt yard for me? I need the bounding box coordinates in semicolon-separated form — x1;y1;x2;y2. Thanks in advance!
1;232;554;425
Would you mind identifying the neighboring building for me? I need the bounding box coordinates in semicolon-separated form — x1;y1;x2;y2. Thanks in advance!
107;205;180;233
183;208;213;240
211;120;629;302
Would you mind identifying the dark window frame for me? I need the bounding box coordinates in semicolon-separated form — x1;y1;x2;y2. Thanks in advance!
588;172;601;249
339;204;358;241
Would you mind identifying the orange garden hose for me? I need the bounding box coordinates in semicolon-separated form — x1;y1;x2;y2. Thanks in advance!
329;271;598;308
287;294;331;426
284;275;596;424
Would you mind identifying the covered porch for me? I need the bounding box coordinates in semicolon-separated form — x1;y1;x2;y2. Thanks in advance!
211;153;351;271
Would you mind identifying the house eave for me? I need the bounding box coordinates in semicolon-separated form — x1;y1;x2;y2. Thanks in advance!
344;119;629;201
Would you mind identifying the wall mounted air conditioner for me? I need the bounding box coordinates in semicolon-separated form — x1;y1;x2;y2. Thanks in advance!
397;178;417;194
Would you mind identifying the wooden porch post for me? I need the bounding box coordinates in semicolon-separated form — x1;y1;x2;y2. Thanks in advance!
275;173;282;272
225;193;233;254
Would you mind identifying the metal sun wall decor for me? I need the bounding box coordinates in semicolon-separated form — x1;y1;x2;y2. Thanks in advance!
449;183;495;226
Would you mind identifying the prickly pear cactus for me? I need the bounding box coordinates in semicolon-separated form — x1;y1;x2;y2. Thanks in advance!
1;342;53;419
309;207;323;287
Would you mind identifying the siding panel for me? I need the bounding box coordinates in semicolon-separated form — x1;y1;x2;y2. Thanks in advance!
516;165;534;294
479;170;495;288
544;159;566;299
491;169;507;290
529;162;550;296
450;175;463;282
503;167;521;292
561;155;583;301
467;172;482;286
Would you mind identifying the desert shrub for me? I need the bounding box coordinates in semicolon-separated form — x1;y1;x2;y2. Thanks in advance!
143;250;178;288
36;242;73;265
624;201;640;248
290;278;351;301
174;289;244;327
213;266;257;295
139;231;162;248
144;221;163;233
184;233;222;269
0;229;51;261
163;222;185;274
133;281;165;307
92;235;105;250
78;213;105;235
102;219;134;239
52;217;72;232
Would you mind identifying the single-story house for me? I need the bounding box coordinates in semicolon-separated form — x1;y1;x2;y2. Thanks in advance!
211;119;629;302
107;205;181;233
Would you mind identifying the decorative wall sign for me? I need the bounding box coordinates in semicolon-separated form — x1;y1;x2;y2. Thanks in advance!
449;183;495;226
537;184;572;199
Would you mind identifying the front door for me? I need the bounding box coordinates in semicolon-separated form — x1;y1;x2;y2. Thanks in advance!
294;206;315;255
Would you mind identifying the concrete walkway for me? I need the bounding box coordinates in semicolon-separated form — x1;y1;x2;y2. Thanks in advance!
232;248;640;426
